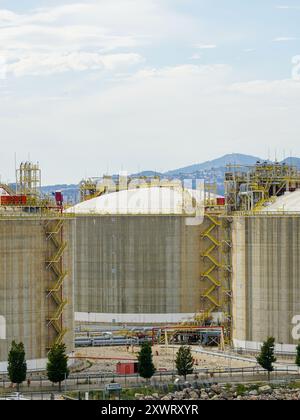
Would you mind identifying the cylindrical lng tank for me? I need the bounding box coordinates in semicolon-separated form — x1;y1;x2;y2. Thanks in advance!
0;216;74;371
232;212;300;352
68;186;214;324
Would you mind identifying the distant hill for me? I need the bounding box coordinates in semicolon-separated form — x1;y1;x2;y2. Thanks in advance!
41;184;79;203
130;171;164;178
41;184;78;192
9;153;300;203
165;153;263;176
281;157;300;168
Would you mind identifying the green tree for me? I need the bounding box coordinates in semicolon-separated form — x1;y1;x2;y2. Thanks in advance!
46;343;69;391
175;346;194;380
256;337;277;381
296;342;300;369
137;342;156;380
8;341;27;392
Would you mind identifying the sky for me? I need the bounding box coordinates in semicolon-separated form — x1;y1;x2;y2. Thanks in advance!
0;0;300;184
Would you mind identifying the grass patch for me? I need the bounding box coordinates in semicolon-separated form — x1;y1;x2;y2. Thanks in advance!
236;384;247;396
72;384;175;401
67;386;161;401
288;381;300;390
121;386;158;400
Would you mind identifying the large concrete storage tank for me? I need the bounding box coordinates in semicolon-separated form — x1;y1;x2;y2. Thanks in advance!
68;186;220;324
0;214;75;371
232;191;300;352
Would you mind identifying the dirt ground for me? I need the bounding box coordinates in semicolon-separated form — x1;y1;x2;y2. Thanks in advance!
74;345;253;374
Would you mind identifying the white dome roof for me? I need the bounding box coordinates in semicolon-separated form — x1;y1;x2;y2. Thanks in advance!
66;187;207;215
0;188;9;196
262;190;300;212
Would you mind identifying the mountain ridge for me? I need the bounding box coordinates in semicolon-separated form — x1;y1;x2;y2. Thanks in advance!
33;153;300;201
164;153;264;175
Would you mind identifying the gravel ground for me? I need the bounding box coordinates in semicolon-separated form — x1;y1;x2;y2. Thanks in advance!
75;345;253;374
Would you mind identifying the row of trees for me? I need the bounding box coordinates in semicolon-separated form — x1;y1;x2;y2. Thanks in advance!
137;342;194;381
137;338;300;382
7;338;300;389
8;340;193;390
8;341;69;391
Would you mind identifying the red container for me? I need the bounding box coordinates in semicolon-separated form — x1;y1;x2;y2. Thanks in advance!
217;197;225;206
116;362;138;375
55;191;63;206
0;195;27;206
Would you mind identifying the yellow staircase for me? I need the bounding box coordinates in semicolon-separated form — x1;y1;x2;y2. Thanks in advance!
45;219;68;349
200;214;222;314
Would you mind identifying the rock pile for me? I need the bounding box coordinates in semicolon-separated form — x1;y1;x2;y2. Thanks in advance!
136;383;300;401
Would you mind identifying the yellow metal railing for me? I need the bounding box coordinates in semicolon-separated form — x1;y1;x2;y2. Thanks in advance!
45;220;64;238
202;266;221;287
202;291;221;310
47;272;67;294
46;243;67;266
201;214;223;314
48;300;68;323
44;218;68;350
53;329;68;346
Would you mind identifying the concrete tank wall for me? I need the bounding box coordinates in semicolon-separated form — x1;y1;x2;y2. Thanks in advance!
74;215;203;323
232;216;300;351
0;217;74;365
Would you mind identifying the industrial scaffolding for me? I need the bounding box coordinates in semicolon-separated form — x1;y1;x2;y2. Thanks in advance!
225;161;300;212
152;326;225;350
16;162;41;197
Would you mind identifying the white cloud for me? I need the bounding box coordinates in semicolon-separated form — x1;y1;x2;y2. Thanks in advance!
276;5;300;10
230;79;300;95
1;2;300;183
129;64;231;82
190;53;202;60
273;36;297;42
194;44;217;49
0;24;139;52
0;9;18;23
0;1;198;77
6;52;143;77
2;62;300;183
